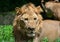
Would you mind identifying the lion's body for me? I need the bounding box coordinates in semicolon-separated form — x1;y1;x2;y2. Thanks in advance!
45;2;60;20
39;20;60;42
13;3;60;42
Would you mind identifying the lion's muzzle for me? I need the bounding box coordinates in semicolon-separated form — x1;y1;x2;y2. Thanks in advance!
27;27;36;37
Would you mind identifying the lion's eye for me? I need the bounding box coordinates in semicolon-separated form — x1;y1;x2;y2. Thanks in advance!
24;18;28;20
34;18;37;20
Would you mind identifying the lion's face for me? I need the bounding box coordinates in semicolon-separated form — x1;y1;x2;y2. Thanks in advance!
20;12;40;37
14;3;43;37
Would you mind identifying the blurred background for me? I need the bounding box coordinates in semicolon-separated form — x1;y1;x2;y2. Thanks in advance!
0;0;44;25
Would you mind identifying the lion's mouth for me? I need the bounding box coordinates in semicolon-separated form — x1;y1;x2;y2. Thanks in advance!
27;33;35;37
27;32;36;37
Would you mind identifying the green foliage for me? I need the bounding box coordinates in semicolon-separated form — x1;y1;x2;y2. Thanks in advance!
55;38;60;42
0;0;27;12
0;0;41;12
42;37;48;42
0;25;14;42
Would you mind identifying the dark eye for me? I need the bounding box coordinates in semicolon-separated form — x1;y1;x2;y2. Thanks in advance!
34;18;37;20
24;18;28;20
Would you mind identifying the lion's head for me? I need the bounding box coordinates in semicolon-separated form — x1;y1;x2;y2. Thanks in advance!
13;3;43;38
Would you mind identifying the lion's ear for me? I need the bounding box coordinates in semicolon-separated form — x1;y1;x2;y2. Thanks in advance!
15;7;20;13
37;6;43;13
15;7;21;16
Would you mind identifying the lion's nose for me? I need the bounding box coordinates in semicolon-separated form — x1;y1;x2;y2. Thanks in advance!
28;27;35;31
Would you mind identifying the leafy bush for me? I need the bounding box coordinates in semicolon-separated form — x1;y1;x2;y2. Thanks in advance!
0;25;15;42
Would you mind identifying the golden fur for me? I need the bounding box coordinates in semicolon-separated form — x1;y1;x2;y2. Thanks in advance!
40;20;60;42
13;3;60;42
45;2;60;20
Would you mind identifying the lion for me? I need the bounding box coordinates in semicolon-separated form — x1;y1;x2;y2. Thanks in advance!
13;3;43;42
45;2;60;20
13;3;60;42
